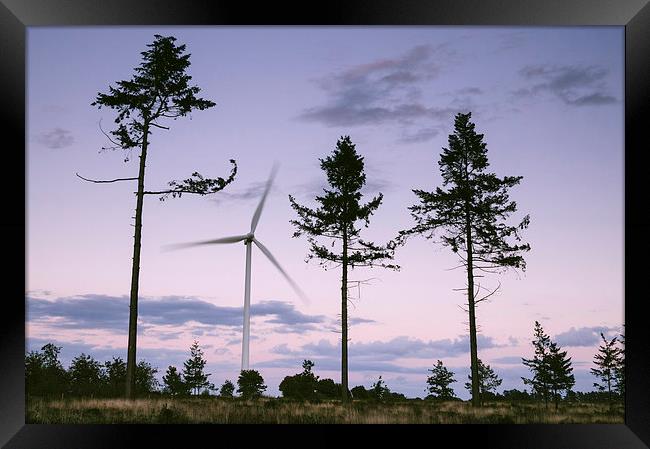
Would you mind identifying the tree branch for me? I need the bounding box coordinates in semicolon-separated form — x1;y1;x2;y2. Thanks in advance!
475;281;502;305
76;172;138;183
98;118;124;151
150;122;170;130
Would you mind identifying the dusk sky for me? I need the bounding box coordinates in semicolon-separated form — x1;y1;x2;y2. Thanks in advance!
26;27;624;399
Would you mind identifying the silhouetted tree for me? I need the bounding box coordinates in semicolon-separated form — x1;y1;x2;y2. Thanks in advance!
370;376;391;402
522;321;552;406
279;359;319;401
289;136;398;402
86;34;237;398
426;360;457;399
316;378;341;399
502;388;532;401
162;365;188;396
104;357;127;397
237;370;267;399
135;360;160;395
350;385;369;400
591;332;624;410
464;358;502;405
69;353;105;397
219;380;235;398
399;112;530;407
182;340;212;395
522;321;575;409
25;343;68;397
547;341;575;410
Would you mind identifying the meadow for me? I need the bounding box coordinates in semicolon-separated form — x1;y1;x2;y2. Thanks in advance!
26;396;624;424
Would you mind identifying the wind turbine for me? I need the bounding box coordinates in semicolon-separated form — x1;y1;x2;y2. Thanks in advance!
164;166;308;371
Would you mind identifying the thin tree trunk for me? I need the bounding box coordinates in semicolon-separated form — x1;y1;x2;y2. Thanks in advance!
465;204;480;407
341;230;349;403
608;376;612;411
125;124;149;399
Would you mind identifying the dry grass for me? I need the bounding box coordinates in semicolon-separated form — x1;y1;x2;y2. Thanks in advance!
26;397;624;424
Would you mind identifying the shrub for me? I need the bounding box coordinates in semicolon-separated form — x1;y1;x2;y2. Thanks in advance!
237;370;267;399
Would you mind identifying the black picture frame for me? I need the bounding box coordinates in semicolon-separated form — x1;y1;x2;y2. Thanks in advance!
2;0;648;447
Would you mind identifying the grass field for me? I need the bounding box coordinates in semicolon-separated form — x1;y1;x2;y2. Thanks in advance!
26;397;624;424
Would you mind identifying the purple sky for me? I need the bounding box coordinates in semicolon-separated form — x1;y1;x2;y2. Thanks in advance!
26;27;623;399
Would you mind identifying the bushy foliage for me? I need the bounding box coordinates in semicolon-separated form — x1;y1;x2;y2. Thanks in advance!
135;360;160;396
279;360;319;401
237;370;267;399
68;353;105;397
315;378;342;399
351;385;369;400
370;376;391;402
502;389;533;401
25;343;69;397
104;357;127;397
219;380;235;398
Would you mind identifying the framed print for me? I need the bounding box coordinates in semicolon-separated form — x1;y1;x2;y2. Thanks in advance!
2;0;649;447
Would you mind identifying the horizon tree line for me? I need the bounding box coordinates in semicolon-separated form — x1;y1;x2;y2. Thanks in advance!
26;320;624;405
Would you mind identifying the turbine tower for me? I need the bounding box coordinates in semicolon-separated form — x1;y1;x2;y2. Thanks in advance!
165;166;308;371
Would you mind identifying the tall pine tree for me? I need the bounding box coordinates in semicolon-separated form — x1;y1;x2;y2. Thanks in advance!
289;136;398;402
400;112;530;407
86;35;237;398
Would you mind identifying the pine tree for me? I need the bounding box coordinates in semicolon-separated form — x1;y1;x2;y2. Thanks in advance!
162;365;188;396
547;341;575;410
182;340;211;395
289;135;398;403
591;333;622;409
87;35;237;398
464;358;502;405
426;360;457;399
522;321;575;410
522;321;553;407
399;112;530;407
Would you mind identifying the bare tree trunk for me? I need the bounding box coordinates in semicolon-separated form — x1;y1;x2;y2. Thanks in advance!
465;204;480;407
341;231;349;403
125;124;149;399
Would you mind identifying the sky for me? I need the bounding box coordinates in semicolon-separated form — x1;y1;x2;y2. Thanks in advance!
26;26;624;399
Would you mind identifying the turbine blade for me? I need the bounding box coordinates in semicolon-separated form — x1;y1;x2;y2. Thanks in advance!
250;164;279;234
253;238;310;305
162;234;248;251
